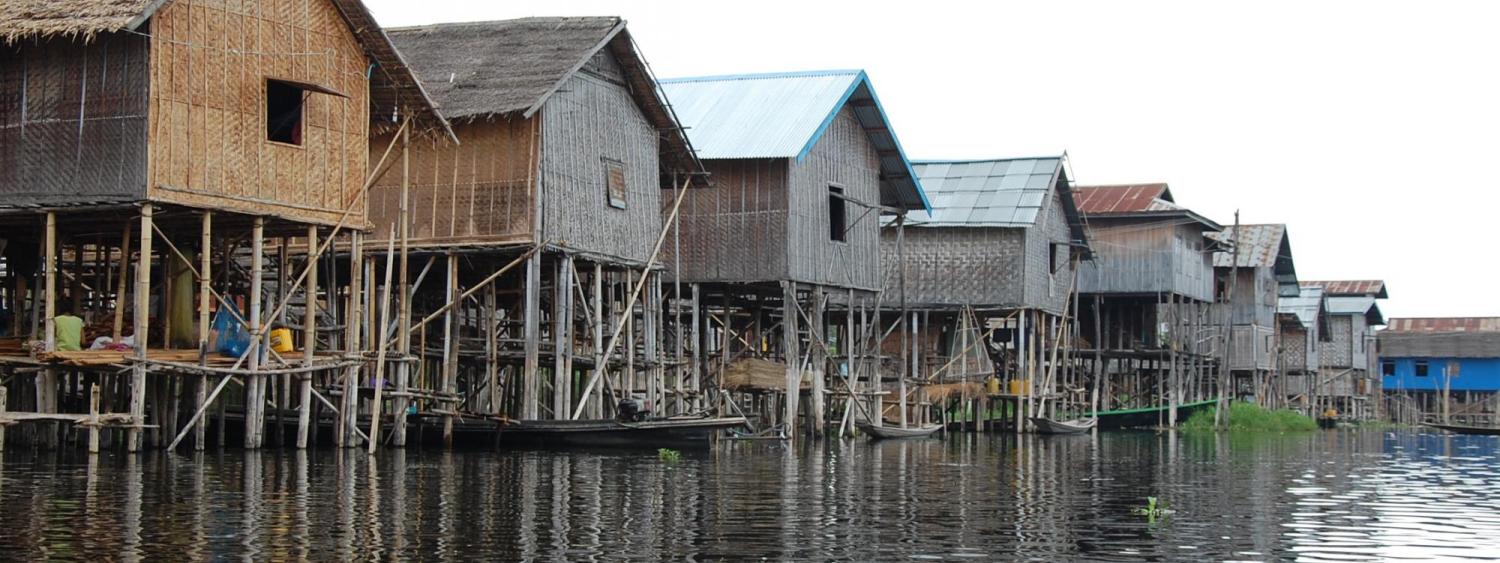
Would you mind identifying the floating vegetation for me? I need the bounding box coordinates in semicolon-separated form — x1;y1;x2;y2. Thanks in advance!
1133;496;1174;522
1182;401;1317;432
657;448;682;462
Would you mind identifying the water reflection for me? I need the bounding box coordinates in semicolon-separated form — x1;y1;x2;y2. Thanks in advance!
0;431;1496;561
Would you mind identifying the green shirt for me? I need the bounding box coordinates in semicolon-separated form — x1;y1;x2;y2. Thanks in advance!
54;315;84;352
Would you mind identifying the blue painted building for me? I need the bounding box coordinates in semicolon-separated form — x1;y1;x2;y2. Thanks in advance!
1379;317;1500;424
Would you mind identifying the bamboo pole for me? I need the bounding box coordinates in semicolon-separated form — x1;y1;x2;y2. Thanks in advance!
113;222;132;341
339;232;363;448
440;253;457;444
40;212;58;425
88;384;101;454
522;253;541;420
367;232;398;455
553;254;573;419
245;217;265;449
394;126;412;448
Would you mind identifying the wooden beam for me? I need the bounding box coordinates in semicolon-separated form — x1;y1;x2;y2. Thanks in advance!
127;206;152;452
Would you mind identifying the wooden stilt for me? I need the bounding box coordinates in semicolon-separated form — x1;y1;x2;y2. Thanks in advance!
394;124;412;448
88;384;101;454
591;263;604;418
782;281;800;439
127;206;153;452
441;253;458;444
522;254;541;420
367;233;398;455
113;222;132;341
690;283;702;413
553;254;573;419
40;212;58;428
245;217;265;449
196;212;212;450
0;387;7;451
339;232;363;448
809;285;826;437
297;226;317;449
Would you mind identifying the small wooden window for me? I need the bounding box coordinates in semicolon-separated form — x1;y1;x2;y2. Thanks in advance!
1381;361;1395;376
604;158;626;209
828;185;847;242
1415;360;1429;377
267;80;305;145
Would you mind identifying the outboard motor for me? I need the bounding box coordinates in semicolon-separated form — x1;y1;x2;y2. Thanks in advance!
617;398;651;422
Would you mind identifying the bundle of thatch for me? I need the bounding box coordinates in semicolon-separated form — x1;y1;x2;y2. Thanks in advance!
922;382;983;403
722;357;811;392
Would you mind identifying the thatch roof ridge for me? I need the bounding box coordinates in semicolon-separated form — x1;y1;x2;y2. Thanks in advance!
386;16;624;119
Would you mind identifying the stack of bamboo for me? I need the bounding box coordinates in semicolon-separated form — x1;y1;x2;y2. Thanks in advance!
36;349;205;366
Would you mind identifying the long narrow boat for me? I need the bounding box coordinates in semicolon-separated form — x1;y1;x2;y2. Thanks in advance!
1030;417;1097;434
497;416;749;449
856;420;943;439
1425;422;1500;436
1093;398;1220;430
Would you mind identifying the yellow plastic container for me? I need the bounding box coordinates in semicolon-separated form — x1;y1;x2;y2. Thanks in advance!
1008;379;1030;396
986;377;1001;395
269;328;295;353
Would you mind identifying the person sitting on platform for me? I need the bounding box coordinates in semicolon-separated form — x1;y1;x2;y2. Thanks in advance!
53;306;84;352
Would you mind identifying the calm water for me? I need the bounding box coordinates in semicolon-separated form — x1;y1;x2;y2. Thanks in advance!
0;430;1497;561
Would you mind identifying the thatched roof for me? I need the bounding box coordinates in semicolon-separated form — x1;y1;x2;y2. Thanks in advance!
387;17;704;183
0;0;156;42
0;0;452;141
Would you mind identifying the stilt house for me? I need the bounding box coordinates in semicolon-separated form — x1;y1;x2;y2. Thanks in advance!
1300;280;1387;420
372;18;705;432
1276;285;1330;410
1072;183;1222;420
1205;224;1298;404
658;70;930;437
881;156;1090;430
0;0;449;451
1379;317;1500;425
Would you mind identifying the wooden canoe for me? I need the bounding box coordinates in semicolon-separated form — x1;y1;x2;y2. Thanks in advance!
496;416;749;449
1425;422;1500;436
1030;417;1096;434
857;421;943;439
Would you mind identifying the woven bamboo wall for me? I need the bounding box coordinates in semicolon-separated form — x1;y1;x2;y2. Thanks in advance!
539;66;661;265
666;158;789;284
881;227;1025;308
786;105;881;291
146;0;369;226
0;34;150;207
1282;324;1309;371
1023;190;1075;314
367;118;535;245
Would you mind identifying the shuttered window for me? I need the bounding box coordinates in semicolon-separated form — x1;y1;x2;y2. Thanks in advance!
604;158;626;209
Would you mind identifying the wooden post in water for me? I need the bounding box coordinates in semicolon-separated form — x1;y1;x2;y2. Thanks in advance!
782;281;800;439
88;384;101;454
196;212;212;450
128;206;153;452
809;286;826;437
245;217;265;449
394;126;413;448
442;253;458;445
41;212;58;441
297;226;318;449
339;232;363;448
1217;212;1241;429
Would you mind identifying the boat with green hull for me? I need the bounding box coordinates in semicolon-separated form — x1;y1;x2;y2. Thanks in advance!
1091;398;1220;430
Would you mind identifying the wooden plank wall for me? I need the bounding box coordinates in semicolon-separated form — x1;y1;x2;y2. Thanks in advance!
667;158;789;284
1078;219;1215;301
367;119;535;245
786;105;881;291
0;34;150;206
146;0;369;226
539;56;661;266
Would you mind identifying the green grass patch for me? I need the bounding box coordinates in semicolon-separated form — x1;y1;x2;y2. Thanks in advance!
1181;401;1317;432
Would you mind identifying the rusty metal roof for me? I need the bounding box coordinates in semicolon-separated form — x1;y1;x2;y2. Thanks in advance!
1299;280;1388;298
1385;317;1500;333
1072;184;1176;214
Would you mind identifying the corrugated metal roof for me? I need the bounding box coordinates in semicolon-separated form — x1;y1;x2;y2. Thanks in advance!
1278;286;1325;328
1385;317;1500;333
659;70;928;210
1326;296;1385;325
1208;224;1285;268
1299;280;1388;298
909;157;1062;227
1072;184;1177;214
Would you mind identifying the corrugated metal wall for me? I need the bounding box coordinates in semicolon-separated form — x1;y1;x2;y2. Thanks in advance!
0;33;149;207
666;158;789;283
540;65;661;266
367;118;535;244
146;0;370;226
881;226;1026;307
785;106;881;290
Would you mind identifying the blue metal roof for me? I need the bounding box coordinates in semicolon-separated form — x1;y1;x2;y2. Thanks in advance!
659;70;929;211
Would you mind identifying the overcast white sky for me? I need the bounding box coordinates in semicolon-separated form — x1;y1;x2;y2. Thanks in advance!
365;0;1500;320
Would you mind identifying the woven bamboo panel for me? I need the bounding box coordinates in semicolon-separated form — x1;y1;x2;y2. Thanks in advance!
145;0;367;226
